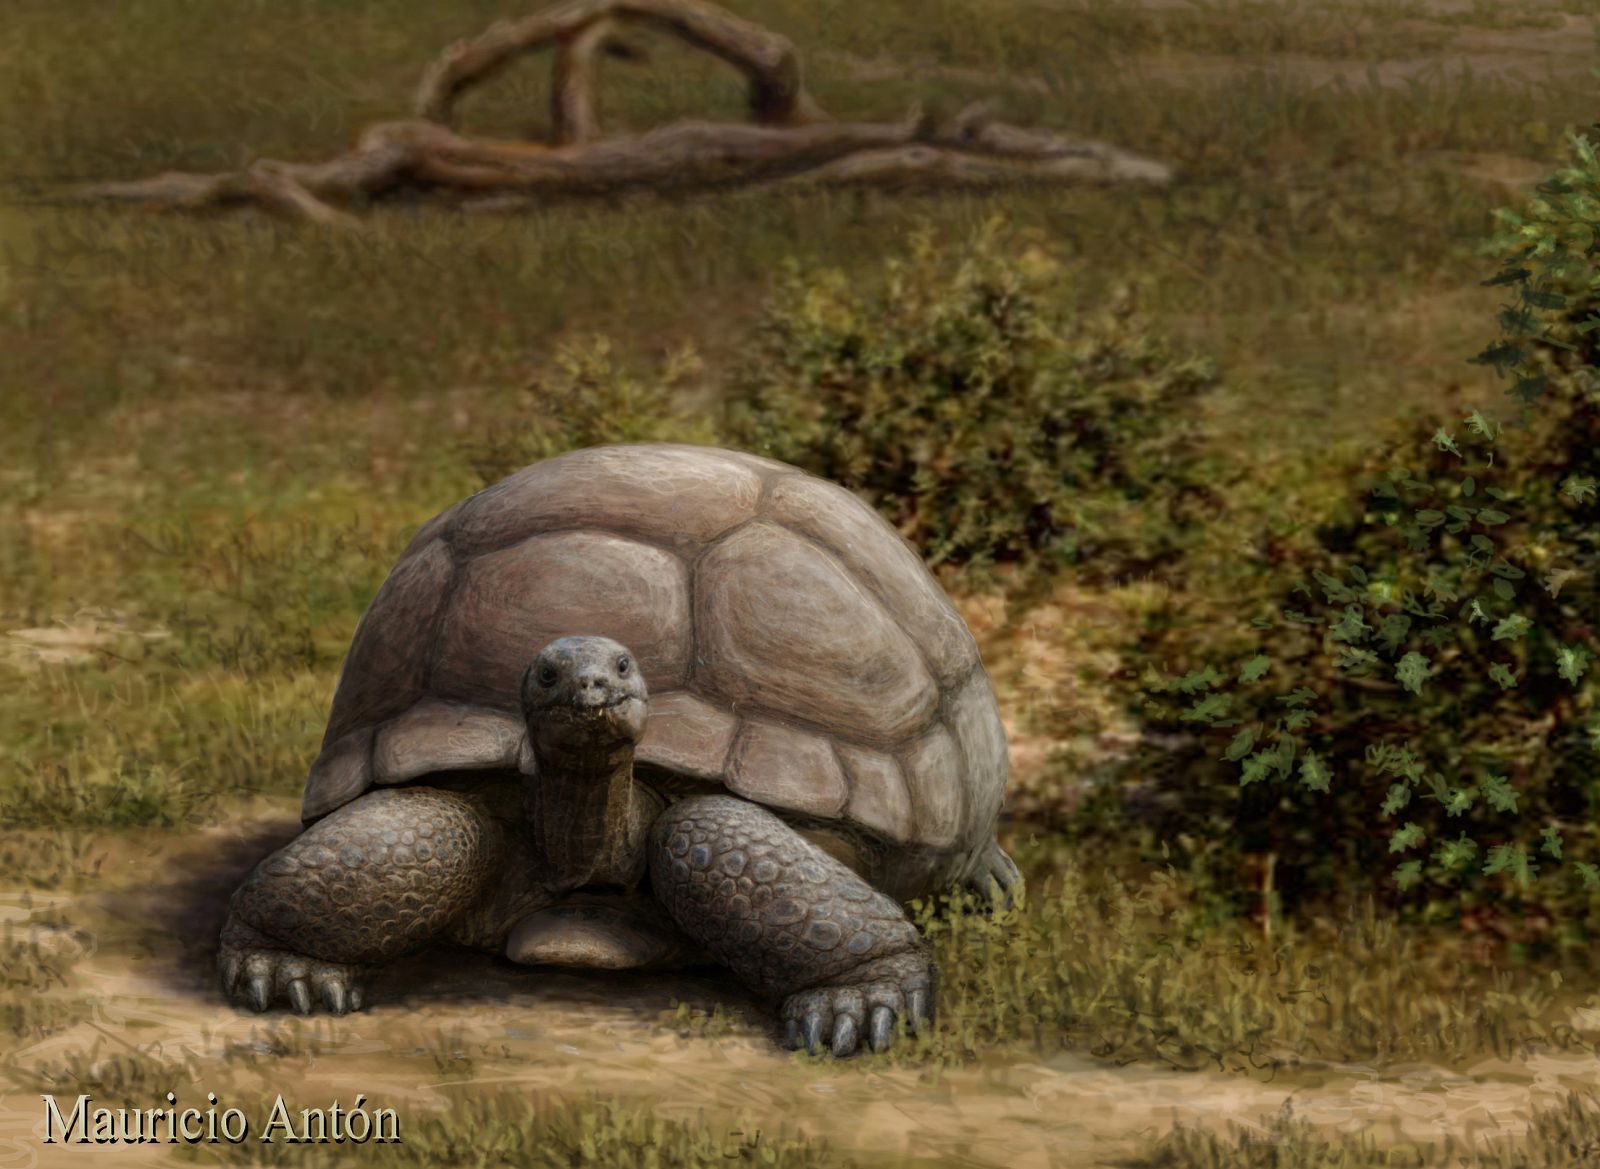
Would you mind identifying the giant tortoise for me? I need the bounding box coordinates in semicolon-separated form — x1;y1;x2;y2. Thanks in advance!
218;443;1018;1056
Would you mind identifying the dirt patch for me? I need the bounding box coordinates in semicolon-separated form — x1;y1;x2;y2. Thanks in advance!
9;822;1600;1168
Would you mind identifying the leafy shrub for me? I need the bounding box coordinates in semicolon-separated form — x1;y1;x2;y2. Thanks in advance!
1126;394;1600;937
726;219;1227;579
1104;132;1600;939
462;336;718;487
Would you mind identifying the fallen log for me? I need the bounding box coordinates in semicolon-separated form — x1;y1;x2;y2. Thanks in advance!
63;0;1171;224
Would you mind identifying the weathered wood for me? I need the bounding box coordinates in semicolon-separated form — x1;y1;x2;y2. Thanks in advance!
551;17;614;145
415;0;826;129
62;0;1171;223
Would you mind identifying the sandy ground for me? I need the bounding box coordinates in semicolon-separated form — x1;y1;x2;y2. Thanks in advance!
4;817;1600;1169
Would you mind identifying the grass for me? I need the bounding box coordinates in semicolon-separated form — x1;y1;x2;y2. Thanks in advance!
1129;1090;1600;1168
894;845;1600;1075
5;0;1600;1162
16;1045;865;1168
201;1092;854;1168
1;901;94;1041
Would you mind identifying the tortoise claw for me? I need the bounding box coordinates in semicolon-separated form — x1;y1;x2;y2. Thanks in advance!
830;1013;859;1057
907;988;929;1034
868;1005;894;1052
802;1011;826;1055
219;955;240;997
322;979;349;1016
219;918;367;1016
247;974;271;1013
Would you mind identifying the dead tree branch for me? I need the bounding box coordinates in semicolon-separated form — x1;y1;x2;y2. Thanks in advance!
416;0;827;131
64;0;1171;224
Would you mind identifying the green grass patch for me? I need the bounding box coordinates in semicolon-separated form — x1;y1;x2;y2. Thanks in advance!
1131;1089;1600;1168
901;848;1600;1073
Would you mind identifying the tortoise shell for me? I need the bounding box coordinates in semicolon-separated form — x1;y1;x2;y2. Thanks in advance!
302;444;1008;886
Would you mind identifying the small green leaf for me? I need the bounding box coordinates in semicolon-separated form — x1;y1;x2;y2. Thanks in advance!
1396;652;1430;695
1172;666;1225;694
1483;843;1537;887
1238;654;1270;683
1389;822;1426;852
1491;614;1532;641
1223;727;1258;761
1330;605;1372;643
1557;643;1591;685
1312;570;1358;604
1432;429;1461;456
1488;662;1519;690
1182;693;1232;723
1376;614;1412;654
1478;509;1510;525
1562;474;1598;503
1299;750;1332;793
1433;834;1479;870
1393;860;1424;890
1239;752;1275;787
1278;688;1317;708
1492;578;1516;601
1334;647;1380;673
1461;476;1476;497
1381;782;1413;817
1482;774;1520;814
1541;826;1564;860
1576;862;1600;890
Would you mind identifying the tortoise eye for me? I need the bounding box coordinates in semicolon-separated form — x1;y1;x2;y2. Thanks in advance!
617;656;631;676
538;665;558;687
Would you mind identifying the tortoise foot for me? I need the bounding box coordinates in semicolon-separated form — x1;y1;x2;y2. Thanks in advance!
966;838;1023;908
648;794;934;1057
782;949;933;1056
218;918;367;1016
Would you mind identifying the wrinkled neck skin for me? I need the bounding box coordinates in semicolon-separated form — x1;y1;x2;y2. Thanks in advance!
522;731;636;890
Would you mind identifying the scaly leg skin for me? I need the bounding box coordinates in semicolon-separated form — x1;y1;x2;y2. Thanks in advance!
219;787;503;1016
967;838;1023;908
648;794;934;1058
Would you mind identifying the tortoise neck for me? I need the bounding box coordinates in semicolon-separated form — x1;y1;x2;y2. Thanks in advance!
522;738;636;889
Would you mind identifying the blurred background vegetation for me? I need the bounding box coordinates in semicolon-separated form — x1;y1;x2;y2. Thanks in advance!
9;0;1600;1163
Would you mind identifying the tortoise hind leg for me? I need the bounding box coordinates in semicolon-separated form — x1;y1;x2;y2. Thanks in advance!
966;838;1022;908
220;787;502;1015
647;794;933;1058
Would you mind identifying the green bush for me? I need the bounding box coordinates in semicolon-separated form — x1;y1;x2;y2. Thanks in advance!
461;336;718;488
1125;392;1600;936
1102;132;1600;937
726;219;1227;579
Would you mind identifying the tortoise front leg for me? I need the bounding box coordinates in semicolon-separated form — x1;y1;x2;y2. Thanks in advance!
220;787;502;1014
648;794;933;1057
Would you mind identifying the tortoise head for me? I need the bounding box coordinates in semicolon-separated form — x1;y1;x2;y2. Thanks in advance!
519;635;649;755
